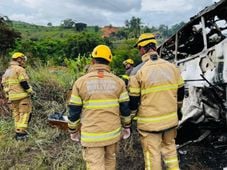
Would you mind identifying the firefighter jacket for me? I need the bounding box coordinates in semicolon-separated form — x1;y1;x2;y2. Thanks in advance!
121;66;134;84
68;64;131;147
129;51;184;132
2;61;32;101
125;66;133;76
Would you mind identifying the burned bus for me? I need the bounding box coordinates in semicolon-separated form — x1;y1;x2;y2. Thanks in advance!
157;0;227;146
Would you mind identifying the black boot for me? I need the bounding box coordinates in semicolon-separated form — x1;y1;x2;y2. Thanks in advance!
15;133;28;141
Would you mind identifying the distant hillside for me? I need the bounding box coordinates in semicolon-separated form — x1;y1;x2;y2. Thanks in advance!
101;25;119;38
11;21;101;40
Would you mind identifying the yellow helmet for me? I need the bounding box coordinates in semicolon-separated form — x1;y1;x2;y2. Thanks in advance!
123;59;134;65
92;45;112;62
134;33;157;48
12;52;25;59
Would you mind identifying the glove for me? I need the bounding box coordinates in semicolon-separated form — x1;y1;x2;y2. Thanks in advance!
70;131;80;142
122;128;131;140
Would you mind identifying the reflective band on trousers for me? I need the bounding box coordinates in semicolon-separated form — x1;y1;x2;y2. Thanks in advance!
141;84;178;95
17;113;30;129
9;93;28;100
83;99;119;109
164;156;179;170
119;91;129;102
17;122;28;129
145;151;151;170
135;112;177;123
81;127;121;142
168;168;180;170
68;119;80;129
164;157;178;164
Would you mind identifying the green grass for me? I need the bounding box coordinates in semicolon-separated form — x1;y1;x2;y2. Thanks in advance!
0;64;86;169
0;63;143;170
0;118;85;169
12;21;101;40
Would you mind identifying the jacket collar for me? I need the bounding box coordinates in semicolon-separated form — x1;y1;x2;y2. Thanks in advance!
10;61;20;66
88;64;110;73
141;51;159;62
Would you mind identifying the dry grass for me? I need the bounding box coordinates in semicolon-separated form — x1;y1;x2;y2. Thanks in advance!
0;66;85;169
0;65;145;170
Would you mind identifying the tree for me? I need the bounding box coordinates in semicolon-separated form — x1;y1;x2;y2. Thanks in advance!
125;20;130;29
0;16;21;61
143;26;151;33
64;32;104;59
115;29;129;39
169;22;185;35
75;23;87;32
158;24;169;38
125;16;142;38
94;26;99;32
61;19;76;28
47;22;52;27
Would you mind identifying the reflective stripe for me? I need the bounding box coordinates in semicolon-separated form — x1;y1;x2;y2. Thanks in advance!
3;87;9;93
68;119;80;129
168;168;180;170
141;84;178;95
17;112;29;128
17;123;28;128
83;99;119;109
146;151;151;170
121;115;131;126
4;79;20;85
164;157;178;164
121;75;129;80
8;93;28;100
81;127;121;142
136;112;177;123
178;78;184;88
26;88;33;93
129;87;140;94
69;95;82;105
18;75;26;81
164;156;179;170
119;91;129;102
86;161;90;170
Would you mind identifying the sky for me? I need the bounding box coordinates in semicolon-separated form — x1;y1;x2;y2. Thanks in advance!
0;0;220;27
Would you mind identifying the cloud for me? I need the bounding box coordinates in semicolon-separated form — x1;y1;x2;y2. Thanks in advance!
76;0;141;12
141;0;213;13
0;0;218;26
141;0;192;12
13;0;45;8
139;0;214;26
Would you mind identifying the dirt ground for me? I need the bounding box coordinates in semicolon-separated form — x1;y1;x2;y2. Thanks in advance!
179;144;227;170
1;75;227;170
117;125;227;170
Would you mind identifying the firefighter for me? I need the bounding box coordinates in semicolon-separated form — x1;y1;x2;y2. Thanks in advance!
1;52;34;141
123;59;134;76
67;45;131;170
129;33;184;170
121;59;134;85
